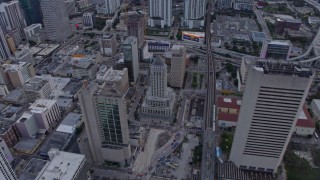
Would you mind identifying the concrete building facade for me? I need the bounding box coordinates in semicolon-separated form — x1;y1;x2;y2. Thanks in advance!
4;62;35;88
148;0;172;28
79;68;131;166
229;63;314;174
22;77;52;103
183;0;206;29
41;0;72;42
123;36;139;83
0;145;16;180
127;15;145;48
99;34;117;56
170;45;186;88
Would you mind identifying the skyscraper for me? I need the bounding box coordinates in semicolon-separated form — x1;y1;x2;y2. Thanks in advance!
18;0;43;25
0;1;27;44
141;56;176;119
0;147;17;180
170;45;186;88
229;62;314;173
96;0;120;15
127;15;145;48
79;68;131;166
41;0;72;42
183;0;206;28
123;36;139;83
148;0;172;28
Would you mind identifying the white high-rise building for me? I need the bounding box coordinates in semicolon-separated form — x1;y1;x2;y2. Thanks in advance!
0;1;27;44
229;62;314;174
0;146;17;180
83;12;94;29
41;0;72;42
183;0;206;28
79;68;131;167
148;0;172;28
123;36;139;83
170;45;186;88
141;56;176;119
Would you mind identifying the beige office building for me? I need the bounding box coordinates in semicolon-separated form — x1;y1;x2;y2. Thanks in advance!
170;45;186;88
79;68;131;166
230;62;314;174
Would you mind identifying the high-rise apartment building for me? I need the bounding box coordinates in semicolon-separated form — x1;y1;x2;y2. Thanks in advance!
183;0;206;28
0;28;10;60
141;56;176;119
96;0;120;15
229;62;314;174
123;36;139;83
170;45;186;88
18;0;42;25
148;0;172;28
127;15;144;48
41;0;72;42
79;68;131;166
0;146;17;180
99;34;117;56
260;40;292;60
0;1;26;44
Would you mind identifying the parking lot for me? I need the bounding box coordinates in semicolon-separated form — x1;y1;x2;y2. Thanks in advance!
152;134;200;179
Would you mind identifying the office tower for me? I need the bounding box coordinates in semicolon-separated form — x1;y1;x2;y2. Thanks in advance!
99;34;117;56
141;56;176;118
170;45;186;88
260;40;292;60
123;36;139;83
19;0;42;25
148;0;172;28
229;62;314;174
65;0;77;17
96;0;120;15
0;28;10;60
183;0;206;28
0;146;17;180
41;0;72;42
79;68;131;166
127;15;144;48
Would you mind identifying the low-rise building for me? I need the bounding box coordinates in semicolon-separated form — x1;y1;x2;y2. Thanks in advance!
14;46;35;65
217;96;241;114
308;16;320;25
294;107;315;136
99;34;117;56
29;99;61;131
274;14;301;34
56;113;82;135
4;62;35;88
22;77;52;103
251;31;266;43
15;112;39;138
35;149;86;180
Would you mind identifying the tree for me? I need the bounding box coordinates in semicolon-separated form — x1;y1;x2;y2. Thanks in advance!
226;63;234;73
170;35;174;39
220;133;233;152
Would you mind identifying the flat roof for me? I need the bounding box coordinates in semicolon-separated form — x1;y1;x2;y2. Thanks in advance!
19;158;49;180
217;96;241;110
296;106;315;128
36;150;85;180
57;98;73;108
39;132;72;156
252;31;266;38
29;99;57;113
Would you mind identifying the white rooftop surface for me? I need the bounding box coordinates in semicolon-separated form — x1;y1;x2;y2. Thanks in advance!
29;99;57;112
298;110;307;120
36;150;85;180
37;44;60;56
17;112;33;123
24;23;42;30
96;65;111;80
30;47;43;54
56;124;75;134
106;68;126;82
4;62;28;71
223;98;232;103
269;40;291;46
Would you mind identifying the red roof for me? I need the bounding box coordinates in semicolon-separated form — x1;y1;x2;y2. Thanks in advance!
217;96;241;110
218;113;239;122
296;106;315;128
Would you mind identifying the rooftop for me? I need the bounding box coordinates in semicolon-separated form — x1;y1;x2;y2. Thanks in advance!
24;23;42;31
36;149;85;180
296;106;315;128
101;34;114;40
218;113;239;123
23;78;49;91
19;158;49;180
254;62;313;78
252;31;266;39
267;40;291;46
39;132;72;156
29;99;57;113
217;96;241;110
56;98;73;109
56;113;82;134
152;56;165;67
123;36;137;44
